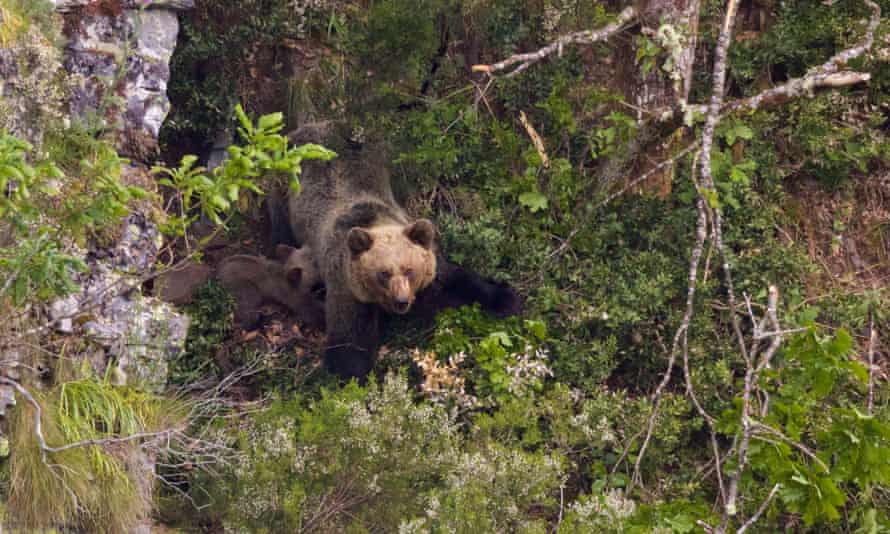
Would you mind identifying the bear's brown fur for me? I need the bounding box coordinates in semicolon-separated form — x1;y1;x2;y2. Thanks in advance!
288;143;439;378
216;245;324;330
286;127;521;379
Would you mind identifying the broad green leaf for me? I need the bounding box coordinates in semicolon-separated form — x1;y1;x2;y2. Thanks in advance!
518;191;548;212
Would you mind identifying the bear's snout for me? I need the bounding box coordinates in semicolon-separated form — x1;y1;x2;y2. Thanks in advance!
389;276;413;314
393;297;411;314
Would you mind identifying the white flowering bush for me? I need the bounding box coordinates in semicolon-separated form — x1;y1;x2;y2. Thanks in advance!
399;443;565;533
205;373;463;532
557;489;637;533
179;372;575;533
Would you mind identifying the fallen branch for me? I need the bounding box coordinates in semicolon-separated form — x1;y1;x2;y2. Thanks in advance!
472;7;638;77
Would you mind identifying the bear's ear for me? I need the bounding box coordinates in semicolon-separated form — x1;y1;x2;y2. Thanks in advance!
286;266;303;286
347;227;374;256
405;219;435;249
275;244;298;261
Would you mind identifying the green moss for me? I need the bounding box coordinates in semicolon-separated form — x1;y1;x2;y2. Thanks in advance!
0;0;55;45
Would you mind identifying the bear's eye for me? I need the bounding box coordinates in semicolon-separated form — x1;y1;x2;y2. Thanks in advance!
377;270;392;284
403;268;414;279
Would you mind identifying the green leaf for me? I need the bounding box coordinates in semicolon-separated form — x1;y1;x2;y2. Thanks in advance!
826;328;852;358
257;112;284;133
518;191;548;212
702;188;720;209
489;331;512;348
234;104;252;135
524;319;547;340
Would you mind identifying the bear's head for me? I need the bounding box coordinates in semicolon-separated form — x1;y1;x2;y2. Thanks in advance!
346;219;437;314
275;244;326;302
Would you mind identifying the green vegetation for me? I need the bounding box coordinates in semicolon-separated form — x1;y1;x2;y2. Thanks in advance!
8;376;181;533
1;0;888;532
158;1;890;531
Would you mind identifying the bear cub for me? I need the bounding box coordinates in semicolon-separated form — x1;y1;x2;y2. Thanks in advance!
216;244;325;331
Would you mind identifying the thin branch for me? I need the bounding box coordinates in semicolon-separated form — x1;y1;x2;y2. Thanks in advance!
736;484;781;534
700;0;742;524
868;319;877;414
472;7;639;76
682;0;881;119
630;189;709;489
715;71;871;115
750;421;829;474
547;141;700;260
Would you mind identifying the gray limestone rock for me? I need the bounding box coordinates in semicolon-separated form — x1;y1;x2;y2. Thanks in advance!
60;2;185;158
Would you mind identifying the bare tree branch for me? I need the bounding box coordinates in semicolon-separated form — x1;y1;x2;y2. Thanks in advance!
472;7;639;77
630;183;709;489
719;286;783;533
682;0;880;118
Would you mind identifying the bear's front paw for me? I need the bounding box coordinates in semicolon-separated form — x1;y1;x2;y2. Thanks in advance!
325;344;375;381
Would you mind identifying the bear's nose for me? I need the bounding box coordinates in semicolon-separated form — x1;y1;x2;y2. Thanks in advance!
393;298;411;313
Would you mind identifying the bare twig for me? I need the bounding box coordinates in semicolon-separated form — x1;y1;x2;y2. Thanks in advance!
519;111;550;168
868;318;877;414
736;483;781;534
750;421;829;474
547;141;700;260
720;287;783;533
682;0;881;119
630;190;709;489
472;7;639;76
696;0;748;371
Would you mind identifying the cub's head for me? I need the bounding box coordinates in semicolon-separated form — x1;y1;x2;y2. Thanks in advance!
346;219;437;314
275;244;325;302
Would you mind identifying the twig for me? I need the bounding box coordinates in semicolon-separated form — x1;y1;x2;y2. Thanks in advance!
519;111;550;168
736;484;781;534
630;190;709;489
682;0;881;119
547;141;700;260
696;0;748;368
868;318;877;414
472;7;639;76
750;421;829;474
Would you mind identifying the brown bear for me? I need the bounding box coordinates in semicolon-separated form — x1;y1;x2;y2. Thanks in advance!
286;127;520;379
216;244;325;331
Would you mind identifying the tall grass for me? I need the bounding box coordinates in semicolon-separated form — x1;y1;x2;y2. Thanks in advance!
8;378;182;532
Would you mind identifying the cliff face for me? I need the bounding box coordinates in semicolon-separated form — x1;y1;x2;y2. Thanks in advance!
0;3;197;530
55;0;193;159
0;0;192;409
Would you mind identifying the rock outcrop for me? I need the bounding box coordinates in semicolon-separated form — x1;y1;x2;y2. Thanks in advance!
55;0;193;159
